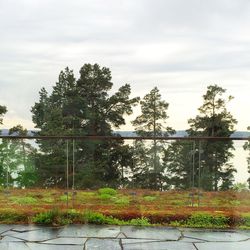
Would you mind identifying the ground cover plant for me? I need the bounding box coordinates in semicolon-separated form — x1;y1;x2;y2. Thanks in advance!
0;188;250;228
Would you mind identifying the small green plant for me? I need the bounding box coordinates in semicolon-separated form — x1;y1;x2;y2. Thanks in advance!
84;211;108;224
230;200;241;206
59;194;71;202
42;197;54;203
10;196;37;205
0;211;28;223
186;213;228;228
242;216;250;227
32;209;60;225
129;217;151;226
99;193;113;200
113;196;130;205
98;188;117;196
233;182;249;192
143;196;157;202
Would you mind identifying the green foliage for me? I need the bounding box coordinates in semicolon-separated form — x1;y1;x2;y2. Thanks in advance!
83;211;150;226
31;64;139;189
0;211;28;223
10;196;37;205
59;194;71;202
143;196;157;202
0;124;38;188
233;182;249;192
0;105;7;125
131;87;175;190
42;197;54;203
32;211;55;224
84;211;108;224
132;87;174;137
98;188;117;196
129;217;151;226
32;208;71;225
185;85;237;191
112;196;130;205
243;127;250;188
185;213;228;228
99;193;113;200
241;216;250;227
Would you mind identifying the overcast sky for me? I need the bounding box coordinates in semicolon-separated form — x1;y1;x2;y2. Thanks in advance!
0;0;250;131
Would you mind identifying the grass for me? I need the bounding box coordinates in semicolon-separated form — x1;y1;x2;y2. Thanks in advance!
0;188;250;228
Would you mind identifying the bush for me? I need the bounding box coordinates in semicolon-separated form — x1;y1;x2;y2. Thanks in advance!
32;209;69;225
242;216;250;227
186;213;228;228
98;188;117;196
84;211;110;224
10;196;38;205
59;194;71;202
99;193;113;200
129;217;151;226
113;196;130;205
143;196;157;202
0;211;28;223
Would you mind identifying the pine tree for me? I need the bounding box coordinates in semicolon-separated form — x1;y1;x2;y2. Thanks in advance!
31;64;139;188
187;85;237;191
0;105;7;127
132;87;174;190
243;126;250;188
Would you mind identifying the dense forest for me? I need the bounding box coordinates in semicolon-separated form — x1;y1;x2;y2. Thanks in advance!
0;63;250;190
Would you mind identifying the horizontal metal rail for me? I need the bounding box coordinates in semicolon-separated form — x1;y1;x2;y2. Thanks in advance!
0;135;249;141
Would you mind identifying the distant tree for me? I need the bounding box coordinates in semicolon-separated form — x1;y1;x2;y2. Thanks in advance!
163;140;194;189
31;64;139;188
0;105;7;127
132;87;175;190
187;85;237;191
243;126;250;188
0;125;37;188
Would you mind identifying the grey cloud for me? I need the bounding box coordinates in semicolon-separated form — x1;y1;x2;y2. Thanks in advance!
0;0;249;130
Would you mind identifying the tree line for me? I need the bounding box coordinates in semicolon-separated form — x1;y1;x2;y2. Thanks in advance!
0;63;249;190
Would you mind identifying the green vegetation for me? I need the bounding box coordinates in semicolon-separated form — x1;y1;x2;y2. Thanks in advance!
10;196;38;205
143;196;157;202
0;67;249;192
0;188;248;228
170;213;229;228
32;210;151;226
98;188;117;196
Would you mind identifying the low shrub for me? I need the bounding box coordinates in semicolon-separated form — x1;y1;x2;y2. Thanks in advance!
241;216;250;228
84;211;107;224
0;211;28;223
113;196;130;205
32;208;71;225
99;193;113;200
143;196;157;202
185;213;228;228
129;217;151;226
98;188;117;196
10;196;38;205
59;194;71;202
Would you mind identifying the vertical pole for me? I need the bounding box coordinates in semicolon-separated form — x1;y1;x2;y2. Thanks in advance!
72;139;75;208
66;140;69;208
198;140;201;206
192;140;196;207
6;139;9;191
192;141;195;189
72;139;75;190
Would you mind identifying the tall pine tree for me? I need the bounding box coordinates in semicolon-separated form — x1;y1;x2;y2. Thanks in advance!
31;64;139;188
132;87;175;190
187;85;237;191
